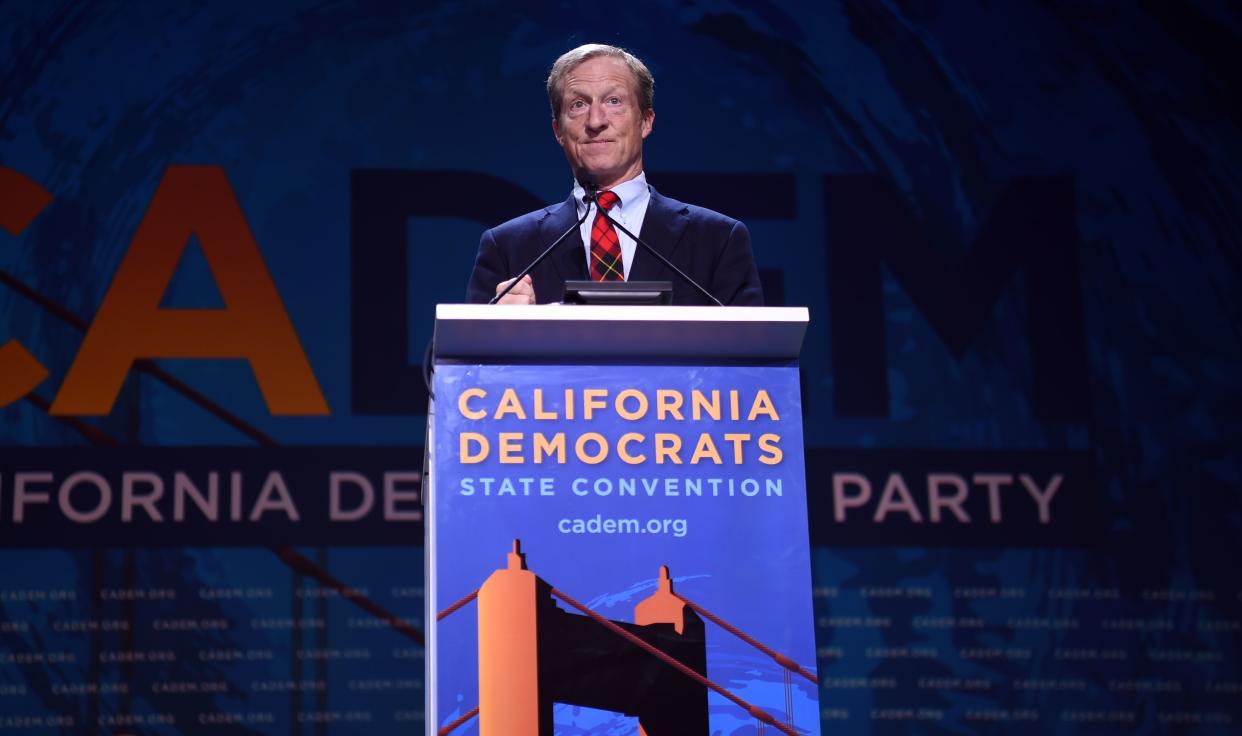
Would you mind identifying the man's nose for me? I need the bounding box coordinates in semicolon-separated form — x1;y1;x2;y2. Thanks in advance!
586;101;609;130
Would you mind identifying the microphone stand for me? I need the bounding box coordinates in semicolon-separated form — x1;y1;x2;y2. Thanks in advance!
582;189;724;307
489;199;592;305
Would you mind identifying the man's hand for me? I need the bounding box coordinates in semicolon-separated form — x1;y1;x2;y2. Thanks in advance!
495;274;535;304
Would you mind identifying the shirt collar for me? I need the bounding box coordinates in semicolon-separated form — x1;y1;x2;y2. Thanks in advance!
573;171;649;215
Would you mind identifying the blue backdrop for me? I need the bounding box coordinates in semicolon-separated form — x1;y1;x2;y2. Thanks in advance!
1;1;1239;734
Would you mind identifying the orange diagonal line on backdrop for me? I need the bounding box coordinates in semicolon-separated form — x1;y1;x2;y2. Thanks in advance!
4;269;427;648
0;268;278;446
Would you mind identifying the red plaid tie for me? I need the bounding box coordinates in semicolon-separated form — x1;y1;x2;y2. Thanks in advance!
589;190;624;281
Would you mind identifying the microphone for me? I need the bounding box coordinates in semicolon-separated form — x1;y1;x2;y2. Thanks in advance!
576;168;600;205
493;170;725;306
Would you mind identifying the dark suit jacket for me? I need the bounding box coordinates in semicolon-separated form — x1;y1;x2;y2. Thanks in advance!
466;187;763;306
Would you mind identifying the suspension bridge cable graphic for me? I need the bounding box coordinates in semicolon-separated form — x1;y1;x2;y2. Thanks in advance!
681;597;817;683
437;706;480;736
550;586;805;736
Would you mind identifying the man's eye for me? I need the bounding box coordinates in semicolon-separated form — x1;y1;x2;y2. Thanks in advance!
571;100;586;109
607;97;621;105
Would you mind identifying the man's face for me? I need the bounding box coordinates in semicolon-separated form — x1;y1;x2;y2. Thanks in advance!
552;56;654;191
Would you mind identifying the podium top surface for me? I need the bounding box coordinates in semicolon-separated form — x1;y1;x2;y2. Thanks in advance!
433;304;808;362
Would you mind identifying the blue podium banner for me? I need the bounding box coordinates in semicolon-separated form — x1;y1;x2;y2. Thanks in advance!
429;363;819;734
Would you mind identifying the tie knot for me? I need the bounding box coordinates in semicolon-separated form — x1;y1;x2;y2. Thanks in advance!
597;190;620;210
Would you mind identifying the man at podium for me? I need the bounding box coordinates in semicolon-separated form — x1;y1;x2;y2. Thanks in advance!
466;43;764;307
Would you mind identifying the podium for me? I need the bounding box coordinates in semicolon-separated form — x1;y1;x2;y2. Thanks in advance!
425;304;820;736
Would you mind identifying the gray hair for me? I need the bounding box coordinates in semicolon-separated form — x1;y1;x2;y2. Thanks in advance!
546;44;654;119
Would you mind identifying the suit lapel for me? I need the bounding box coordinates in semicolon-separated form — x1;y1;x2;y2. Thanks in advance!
630;187;689;282
539;195;587;285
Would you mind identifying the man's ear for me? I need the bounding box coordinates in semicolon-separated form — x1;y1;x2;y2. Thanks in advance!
641;108;655;139
552;117;564;145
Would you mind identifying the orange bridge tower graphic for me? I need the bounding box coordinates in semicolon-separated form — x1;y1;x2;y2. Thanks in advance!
436;541;815;736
